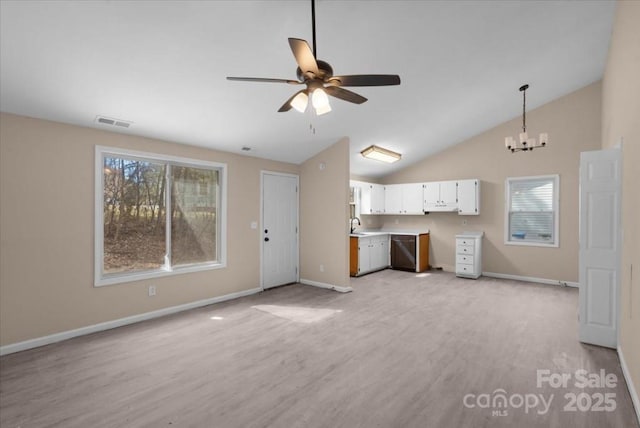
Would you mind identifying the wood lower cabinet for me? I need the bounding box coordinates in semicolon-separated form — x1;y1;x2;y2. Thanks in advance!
349;237;359;276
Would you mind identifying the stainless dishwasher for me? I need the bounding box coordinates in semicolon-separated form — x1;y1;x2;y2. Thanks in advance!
390;235;416;271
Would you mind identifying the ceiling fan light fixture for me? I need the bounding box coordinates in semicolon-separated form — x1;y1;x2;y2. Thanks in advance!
315;103;332;115
290;91;309;113
311;87;331;115
360;145;401;163
226;0;400;113
312;87;329;108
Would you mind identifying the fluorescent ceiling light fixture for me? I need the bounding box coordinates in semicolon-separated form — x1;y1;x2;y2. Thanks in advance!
360;145;401;163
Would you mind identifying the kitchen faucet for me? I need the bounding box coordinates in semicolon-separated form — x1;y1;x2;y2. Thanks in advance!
350;217;361;234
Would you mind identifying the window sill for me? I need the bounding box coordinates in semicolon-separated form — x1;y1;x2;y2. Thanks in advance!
95;262;226;287
504;240;559;248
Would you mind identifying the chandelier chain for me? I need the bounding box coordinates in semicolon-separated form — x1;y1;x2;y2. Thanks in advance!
522;87;527;133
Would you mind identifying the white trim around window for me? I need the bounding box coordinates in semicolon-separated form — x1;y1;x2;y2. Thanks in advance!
504;174;559;248
95;146;227;286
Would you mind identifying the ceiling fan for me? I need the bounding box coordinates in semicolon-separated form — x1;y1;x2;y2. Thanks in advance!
226;0;401;115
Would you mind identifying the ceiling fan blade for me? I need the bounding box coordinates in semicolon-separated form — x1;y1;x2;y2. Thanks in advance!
227;77;301;85
325;86;368;104
278;89;308;112
328;74;401;87
288;38;319;76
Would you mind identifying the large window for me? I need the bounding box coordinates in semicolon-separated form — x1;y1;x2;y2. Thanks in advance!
505;175;559;247
95;146;226;286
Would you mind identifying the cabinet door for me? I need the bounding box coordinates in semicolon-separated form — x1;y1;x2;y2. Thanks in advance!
384;184;403;214
358;237;372;273
379;236;389;268
371;184;385;214
349;237;359;276
457;179;480;215
360;184;373;214
440;181;458;209
423;182;439;211
349;181;363;217
402;183;424;214
370;236;389;269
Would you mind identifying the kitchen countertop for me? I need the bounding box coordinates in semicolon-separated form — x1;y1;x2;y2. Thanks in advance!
456;231;484;238
349;229;430;238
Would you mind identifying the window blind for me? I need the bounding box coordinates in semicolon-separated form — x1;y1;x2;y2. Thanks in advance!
508;177;555;243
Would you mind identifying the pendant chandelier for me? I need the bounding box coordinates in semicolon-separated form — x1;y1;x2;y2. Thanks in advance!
505;84;548;152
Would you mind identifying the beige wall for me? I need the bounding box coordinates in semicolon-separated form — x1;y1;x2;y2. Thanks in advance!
300;138;350;288
376;82;602;281
601;0;640;410
0;113;300;346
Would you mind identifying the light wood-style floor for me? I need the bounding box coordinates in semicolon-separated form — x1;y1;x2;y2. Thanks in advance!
1;271;638;428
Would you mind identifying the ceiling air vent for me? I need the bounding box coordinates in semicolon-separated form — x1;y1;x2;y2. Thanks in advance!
95;115;132;128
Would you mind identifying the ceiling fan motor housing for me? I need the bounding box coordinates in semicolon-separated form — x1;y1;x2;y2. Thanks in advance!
297;60;333;82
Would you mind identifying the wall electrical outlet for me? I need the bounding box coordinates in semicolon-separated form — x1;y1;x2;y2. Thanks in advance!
148;285;156;297
462;219;468;226
320;264;325;272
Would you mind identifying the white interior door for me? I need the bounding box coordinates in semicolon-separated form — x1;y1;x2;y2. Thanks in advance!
262;172;298;289
579;148;621;348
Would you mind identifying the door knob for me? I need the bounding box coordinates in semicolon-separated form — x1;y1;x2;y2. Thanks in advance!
264;237;270;242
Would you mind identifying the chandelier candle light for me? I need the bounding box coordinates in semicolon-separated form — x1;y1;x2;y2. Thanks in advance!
505;84;548;152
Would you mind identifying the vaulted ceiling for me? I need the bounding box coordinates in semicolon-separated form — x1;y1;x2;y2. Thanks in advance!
0;1;615;177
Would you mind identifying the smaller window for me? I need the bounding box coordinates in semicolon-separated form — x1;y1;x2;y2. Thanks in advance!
505;175;559;247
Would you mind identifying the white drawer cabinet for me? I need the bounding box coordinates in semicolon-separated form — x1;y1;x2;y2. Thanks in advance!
455;232;483;279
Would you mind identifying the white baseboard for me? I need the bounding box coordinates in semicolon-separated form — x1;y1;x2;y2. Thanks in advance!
618;346;640;426
482;271;579;288
0;287;262;356
300;278;353;293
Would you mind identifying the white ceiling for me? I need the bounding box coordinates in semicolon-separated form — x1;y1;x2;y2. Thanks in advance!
0;0;615;178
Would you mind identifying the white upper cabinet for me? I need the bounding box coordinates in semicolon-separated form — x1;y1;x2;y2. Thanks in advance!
358;182;372;214
457;179;480;215
385;183;424;215
440;181;458;208
370;183;385;214
354;178;479;216
355;181;384;214
384;184;403;214
424;181;458;212
402;183;425;214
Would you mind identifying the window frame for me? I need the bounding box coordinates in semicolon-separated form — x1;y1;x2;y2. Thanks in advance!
504;174;559;248
95;146;227;287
